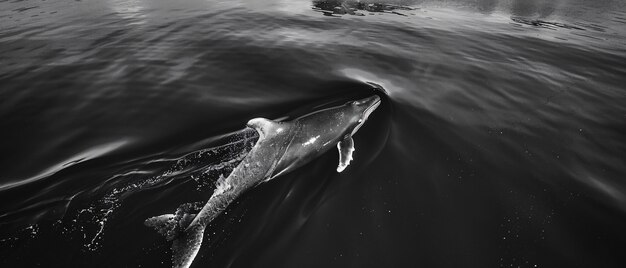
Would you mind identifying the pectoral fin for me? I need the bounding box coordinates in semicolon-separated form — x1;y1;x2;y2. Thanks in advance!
336;136;355;172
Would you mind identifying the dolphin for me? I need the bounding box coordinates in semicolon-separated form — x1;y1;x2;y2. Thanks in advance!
144;94;381;268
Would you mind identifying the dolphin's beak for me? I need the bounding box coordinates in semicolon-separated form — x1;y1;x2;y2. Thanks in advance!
361;95;381;120
350;95;381;136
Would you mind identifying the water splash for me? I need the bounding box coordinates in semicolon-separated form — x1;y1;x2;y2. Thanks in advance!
75;130;257;251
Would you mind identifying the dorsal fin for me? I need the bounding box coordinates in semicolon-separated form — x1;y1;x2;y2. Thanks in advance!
247;118;281;140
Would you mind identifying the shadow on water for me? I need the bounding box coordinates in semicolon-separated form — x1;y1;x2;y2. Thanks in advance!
309;0;622;18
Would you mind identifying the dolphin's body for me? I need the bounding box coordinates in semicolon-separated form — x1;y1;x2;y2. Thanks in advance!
145;95;381;268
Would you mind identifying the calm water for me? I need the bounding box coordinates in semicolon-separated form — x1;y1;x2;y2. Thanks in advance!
1;0;626;267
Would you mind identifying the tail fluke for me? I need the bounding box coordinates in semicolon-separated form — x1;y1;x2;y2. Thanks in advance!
144;182;244;268
145;212;196;241
145;214;176;240
144;212;205;268
171;225;205;268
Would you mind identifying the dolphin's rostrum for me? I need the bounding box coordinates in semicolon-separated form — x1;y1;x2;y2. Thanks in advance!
145;95;381;268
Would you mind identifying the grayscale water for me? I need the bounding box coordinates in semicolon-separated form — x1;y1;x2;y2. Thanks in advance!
1;0;625;267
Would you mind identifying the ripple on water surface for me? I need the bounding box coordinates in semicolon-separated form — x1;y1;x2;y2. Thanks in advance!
1;0;626;267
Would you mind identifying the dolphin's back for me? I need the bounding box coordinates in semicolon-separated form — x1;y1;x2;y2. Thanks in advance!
272;107;352;177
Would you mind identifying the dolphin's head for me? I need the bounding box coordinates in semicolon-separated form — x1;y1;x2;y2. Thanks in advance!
295;94;381;138
270;94;381;178
344;94;381;136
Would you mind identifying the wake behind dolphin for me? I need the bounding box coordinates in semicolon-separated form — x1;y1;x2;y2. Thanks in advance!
145;94;381;268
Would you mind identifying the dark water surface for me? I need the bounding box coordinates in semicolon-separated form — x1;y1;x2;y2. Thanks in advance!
1;0;626;267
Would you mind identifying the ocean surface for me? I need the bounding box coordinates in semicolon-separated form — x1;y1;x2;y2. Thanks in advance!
1;0;626;267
